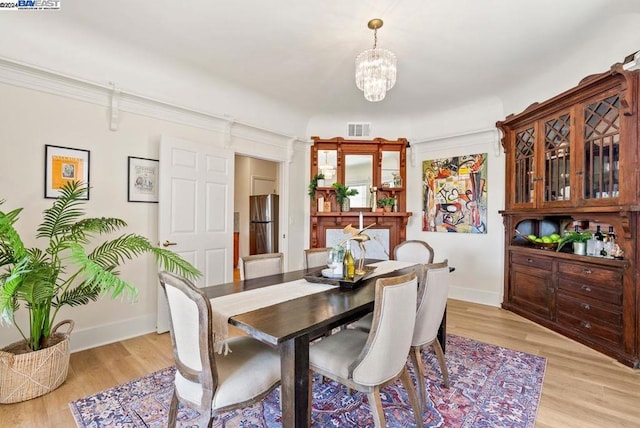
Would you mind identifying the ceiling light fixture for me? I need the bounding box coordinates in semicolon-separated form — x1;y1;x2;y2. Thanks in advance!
355;18;397;102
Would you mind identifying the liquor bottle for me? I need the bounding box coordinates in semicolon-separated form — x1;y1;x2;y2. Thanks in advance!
604;226;616;256
343;240;355;280
594;225;605;241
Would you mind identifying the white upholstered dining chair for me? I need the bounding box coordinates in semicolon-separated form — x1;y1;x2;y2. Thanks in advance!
304;247;331;270
240;252;283;280
158;271;281;427
350;261;451;412
309;271;424;428
409;260;451;412
394;239;435;264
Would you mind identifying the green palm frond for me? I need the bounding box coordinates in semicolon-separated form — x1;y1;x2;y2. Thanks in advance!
36;181;87;239
69;244;138;301
0;209;27;262
55;281;101;307
88;234;151;268
0;257;31;325
88;234;201;281
68;217;128;244
151;247;201;281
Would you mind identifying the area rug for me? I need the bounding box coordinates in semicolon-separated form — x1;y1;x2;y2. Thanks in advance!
69;335;546;427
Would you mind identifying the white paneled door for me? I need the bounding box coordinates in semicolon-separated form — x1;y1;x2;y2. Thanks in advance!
157;136;234;333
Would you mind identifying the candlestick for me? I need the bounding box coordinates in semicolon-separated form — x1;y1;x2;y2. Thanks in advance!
359;211;363;231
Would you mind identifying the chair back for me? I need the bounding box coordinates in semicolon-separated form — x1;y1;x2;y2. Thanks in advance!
158;271;216;409
240;253;283;280
394;240;434;264
412;260;450;347
304;247;331;270
350;271;417;386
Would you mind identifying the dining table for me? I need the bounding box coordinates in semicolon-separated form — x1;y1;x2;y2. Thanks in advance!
201;259;446;428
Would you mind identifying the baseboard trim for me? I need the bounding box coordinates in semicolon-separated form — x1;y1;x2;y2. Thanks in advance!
69;314;157;353
449;285;502;307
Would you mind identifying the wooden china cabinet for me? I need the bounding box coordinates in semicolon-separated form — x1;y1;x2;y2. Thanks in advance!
309;137;412;258
497;56;640;367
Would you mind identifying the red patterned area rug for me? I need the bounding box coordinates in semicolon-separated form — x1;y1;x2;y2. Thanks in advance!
69;335;546;427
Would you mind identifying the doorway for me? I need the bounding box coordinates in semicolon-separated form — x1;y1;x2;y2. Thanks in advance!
233;155;280;276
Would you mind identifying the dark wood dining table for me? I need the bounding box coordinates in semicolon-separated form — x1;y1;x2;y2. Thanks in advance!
201;262;447;428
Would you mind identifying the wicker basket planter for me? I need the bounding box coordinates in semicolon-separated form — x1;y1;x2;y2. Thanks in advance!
0;320;74;404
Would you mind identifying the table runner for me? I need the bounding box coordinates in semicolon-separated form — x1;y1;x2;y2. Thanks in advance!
210;260;417;353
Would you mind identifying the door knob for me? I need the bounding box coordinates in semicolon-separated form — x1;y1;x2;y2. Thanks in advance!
162;240;178;247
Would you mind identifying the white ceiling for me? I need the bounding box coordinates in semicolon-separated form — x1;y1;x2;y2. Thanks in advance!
4;0;640;118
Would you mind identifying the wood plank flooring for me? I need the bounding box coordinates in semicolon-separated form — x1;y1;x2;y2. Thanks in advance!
3;299;640;427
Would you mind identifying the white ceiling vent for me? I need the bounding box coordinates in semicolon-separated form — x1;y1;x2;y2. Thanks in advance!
347;122;371;137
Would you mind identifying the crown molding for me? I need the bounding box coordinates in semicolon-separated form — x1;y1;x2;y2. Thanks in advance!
410;128;501;157
0;56;307;148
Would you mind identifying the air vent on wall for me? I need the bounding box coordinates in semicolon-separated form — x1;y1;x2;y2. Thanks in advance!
347;122;371;137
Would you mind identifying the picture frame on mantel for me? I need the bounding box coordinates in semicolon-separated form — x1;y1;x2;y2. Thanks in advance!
127;156;159;203
44;144;90;199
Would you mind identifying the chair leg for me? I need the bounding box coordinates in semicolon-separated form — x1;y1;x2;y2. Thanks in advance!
399;365;424;428
367;386;386;428
410;345;428;415
167;390;179;428
433;339;450;388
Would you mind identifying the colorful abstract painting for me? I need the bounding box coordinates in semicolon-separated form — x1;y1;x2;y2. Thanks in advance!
422;153;488;233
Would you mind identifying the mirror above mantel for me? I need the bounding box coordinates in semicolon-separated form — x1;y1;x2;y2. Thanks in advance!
344;154;373;208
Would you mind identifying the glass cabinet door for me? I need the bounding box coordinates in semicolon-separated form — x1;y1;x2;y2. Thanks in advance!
543;112;571;204
514;126;536;205
583;93;620;200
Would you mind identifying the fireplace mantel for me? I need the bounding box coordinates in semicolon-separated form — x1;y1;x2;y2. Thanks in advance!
311;211;412;259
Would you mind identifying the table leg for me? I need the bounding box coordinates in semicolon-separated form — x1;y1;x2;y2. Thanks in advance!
280;334;311;428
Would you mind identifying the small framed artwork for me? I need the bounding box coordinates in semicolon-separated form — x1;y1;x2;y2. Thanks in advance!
44;145;90;199
128;156;159;203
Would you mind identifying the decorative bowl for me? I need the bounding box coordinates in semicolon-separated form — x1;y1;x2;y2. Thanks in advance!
515;229;558;250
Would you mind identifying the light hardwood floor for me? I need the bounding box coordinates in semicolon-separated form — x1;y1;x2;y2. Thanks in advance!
3;299;640;427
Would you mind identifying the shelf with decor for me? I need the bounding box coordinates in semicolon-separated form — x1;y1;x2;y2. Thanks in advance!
309;136;411;257
497;54;640;368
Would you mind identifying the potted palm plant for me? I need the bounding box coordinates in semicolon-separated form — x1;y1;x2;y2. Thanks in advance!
0;181;200;403
332;183;359;212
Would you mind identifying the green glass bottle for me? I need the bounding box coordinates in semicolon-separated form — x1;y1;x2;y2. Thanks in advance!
343;240;355;280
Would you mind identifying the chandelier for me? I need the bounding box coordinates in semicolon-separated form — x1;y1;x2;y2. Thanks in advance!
355;18;397;102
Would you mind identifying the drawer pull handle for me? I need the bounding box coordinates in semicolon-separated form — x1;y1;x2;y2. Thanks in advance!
527;258;533;263
581;321;592;329
581;285;591;292
581;303;591;310
583;269;592;274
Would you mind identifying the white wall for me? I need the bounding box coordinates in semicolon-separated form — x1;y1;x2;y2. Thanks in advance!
0;80;306;351
408;130;505;306
306;98;506;306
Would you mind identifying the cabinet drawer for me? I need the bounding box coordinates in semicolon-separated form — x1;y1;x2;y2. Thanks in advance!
511;253;553;270
557;311;622;347
557;293;622;327
558;262;621;287
557;277;622;306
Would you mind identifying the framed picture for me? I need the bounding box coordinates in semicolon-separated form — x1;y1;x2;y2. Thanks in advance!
128;156;159;203
45;145;90;199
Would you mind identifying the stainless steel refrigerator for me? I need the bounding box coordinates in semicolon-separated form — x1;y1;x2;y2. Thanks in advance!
249;194;279;255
